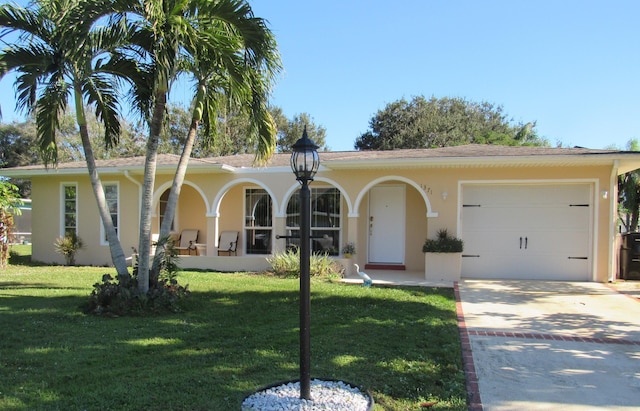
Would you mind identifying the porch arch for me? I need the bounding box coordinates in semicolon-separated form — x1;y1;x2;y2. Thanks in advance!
151;180;210;217
212;178;279;218
353;176;438;218
278;176;353;217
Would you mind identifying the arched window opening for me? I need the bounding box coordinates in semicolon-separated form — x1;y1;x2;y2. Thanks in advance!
244;188;272;254
286;187;341;255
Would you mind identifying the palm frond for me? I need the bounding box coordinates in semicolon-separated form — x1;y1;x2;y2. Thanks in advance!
1;44;57;115
0;3;50;42
36;78;69;165
84;73;122;149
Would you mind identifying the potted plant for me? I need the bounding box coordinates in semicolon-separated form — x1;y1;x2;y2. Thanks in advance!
341;242;356;259
423;229;463;281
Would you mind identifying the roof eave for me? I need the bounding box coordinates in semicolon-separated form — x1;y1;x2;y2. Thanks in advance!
322;154;634;170
0;163;232;178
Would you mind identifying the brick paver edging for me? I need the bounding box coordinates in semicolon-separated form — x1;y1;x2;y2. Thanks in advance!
454;281;640;411
467;330;640;346
453;282;483;411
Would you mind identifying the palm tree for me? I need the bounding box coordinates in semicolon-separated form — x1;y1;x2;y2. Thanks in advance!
150;48;280;283
120;0;280;292
0;0;132;280
1;0;281;293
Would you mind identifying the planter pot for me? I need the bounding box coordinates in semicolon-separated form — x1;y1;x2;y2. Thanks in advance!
335;257;353;277
424;252;461;282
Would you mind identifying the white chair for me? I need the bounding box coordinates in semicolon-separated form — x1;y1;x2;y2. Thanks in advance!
175;229;199;255
217;231;239;256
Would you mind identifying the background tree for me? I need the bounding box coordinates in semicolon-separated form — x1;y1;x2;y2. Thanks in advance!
618;139;640;232
153;104;328;157
355;95;547;150
0;180;22;267
0;120;38;197
270;107;328;151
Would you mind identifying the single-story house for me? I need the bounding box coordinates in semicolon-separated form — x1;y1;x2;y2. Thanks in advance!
3;144;640;282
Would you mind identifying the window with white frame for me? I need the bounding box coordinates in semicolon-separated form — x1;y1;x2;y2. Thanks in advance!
62;183;78;237
244;188;272;254
286;187;341;255
101;183;119;244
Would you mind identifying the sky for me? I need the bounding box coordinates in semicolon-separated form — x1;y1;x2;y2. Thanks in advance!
1;0;639;151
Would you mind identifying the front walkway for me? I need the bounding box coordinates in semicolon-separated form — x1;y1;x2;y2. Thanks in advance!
342;269;453;288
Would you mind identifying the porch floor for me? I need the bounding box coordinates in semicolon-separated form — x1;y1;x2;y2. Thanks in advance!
342;269;453;288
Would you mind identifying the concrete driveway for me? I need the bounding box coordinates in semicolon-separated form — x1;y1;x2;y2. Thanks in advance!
456;280;640;411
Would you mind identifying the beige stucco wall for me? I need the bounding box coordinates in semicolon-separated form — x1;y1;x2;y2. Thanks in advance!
28;162;616;281
31;174;139;266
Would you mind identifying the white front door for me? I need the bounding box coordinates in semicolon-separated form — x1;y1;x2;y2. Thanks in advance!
369;185;405;264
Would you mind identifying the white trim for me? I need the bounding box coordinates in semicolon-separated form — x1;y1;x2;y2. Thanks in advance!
100;182;120;246
152;180;210;222
212;178;278;218
59;182;78;237
243;186;274;255
279;177;354;218
353;175;437;219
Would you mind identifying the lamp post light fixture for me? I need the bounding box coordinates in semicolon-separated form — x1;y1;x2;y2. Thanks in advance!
290;126;320;400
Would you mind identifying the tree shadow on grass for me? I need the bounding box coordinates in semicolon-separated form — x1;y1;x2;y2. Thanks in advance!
0;283;467;410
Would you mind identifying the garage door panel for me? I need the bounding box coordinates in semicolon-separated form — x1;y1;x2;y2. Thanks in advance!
465;184;590;205
463;254;589;281
464;206;590;232
463;230;523;254
526;230;590;257
461;184;592;281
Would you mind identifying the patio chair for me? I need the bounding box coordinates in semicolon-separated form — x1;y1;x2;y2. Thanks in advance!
175;229;199;255
217;231;239;256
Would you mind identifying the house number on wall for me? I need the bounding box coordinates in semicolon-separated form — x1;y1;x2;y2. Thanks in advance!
420;184;432;195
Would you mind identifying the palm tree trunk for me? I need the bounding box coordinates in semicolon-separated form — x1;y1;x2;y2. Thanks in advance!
151;116;199;281
150;82;206;281
74;90;130;281
137;91;166;293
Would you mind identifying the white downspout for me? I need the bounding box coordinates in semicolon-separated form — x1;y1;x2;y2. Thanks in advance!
124;170;143;226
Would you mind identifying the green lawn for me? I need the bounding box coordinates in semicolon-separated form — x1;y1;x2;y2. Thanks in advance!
0;246;466;410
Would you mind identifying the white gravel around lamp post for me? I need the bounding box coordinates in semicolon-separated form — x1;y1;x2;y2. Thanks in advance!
242;379;373;411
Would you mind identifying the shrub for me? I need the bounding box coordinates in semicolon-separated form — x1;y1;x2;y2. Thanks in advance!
134;234;180;282
54;233;84;265
267;248;344;279
422;229;464;253
84;274;190;316
85;239;189;316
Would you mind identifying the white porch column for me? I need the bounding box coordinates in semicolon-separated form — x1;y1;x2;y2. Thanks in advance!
205;214;219;256
272;216;287;254
346;215;359;275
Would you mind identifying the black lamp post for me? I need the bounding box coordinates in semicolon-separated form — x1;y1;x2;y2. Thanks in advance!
290;126;320;400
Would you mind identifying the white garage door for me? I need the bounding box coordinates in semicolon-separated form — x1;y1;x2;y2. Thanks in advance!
461;184;592;281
